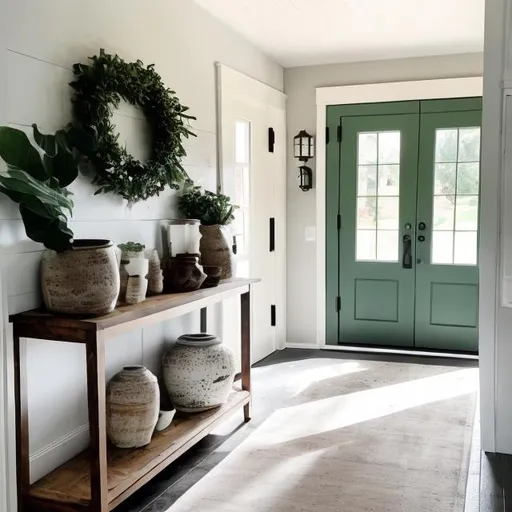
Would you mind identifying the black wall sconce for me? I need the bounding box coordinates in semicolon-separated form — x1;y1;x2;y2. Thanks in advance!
294;130;314;191
299;165;313;191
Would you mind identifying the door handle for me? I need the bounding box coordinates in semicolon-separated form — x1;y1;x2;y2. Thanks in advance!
402;234;412;269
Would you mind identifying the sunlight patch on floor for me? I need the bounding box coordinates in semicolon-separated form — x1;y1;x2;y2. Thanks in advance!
250;368;478;447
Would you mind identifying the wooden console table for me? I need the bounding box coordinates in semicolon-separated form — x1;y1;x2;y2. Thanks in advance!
10;278;258;512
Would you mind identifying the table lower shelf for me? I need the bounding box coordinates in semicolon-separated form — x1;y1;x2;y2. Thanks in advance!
27;389;250;511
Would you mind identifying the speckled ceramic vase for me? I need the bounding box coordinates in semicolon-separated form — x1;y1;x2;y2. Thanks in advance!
162;334;236;412
41;239;120;316
199;225;235;279
106;366;160;448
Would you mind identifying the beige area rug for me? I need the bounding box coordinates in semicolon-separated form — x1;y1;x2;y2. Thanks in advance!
169;359;478;512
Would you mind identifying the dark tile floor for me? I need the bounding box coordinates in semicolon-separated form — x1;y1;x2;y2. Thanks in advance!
115;348;501;512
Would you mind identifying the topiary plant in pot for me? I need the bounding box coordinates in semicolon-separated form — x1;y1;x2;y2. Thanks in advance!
0;124;120;316
178;185;236;279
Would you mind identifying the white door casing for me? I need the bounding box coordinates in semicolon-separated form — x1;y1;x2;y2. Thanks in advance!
217;64;286;363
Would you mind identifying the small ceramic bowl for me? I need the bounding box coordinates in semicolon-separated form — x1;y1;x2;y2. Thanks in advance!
201;266;222;288
155;409;176;432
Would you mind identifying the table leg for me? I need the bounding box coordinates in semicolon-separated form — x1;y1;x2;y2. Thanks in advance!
86;332;108;512
241;291;251;422
200;307;207;333
13;326;29;512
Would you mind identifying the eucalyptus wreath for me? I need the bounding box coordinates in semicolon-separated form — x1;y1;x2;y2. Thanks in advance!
70;49;196;203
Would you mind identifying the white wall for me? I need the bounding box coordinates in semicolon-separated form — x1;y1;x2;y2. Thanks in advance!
480;0;512;454
0;0;283;493
284;53;484;346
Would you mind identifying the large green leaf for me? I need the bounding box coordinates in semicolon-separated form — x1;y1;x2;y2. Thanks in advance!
43;150;78;188
32;124;57;157
0;127;47;180
20;205;73;252
0;168;73;213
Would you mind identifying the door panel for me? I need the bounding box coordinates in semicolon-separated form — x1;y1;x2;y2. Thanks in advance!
339;114;419;346
414;110;481;351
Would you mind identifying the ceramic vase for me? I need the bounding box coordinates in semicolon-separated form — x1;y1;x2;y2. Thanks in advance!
146;249;164;295
162;334;236;412
199;225;235;279
125;259;149;304
164;254;206;292
118;248;145;302
106;366;159;448
41;239;120;316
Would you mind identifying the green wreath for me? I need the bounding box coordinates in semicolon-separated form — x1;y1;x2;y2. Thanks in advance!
70;49;196;203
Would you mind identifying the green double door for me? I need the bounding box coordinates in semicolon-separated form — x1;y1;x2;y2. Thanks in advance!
326;99;482;352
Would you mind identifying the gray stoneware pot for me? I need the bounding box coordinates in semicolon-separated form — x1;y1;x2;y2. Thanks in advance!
162;334;236;412
106;366;160;448
41;239;120;316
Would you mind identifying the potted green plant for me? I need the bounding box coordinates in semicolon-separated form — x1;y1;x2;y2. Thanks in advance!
178;185;236;279
0;124;120;316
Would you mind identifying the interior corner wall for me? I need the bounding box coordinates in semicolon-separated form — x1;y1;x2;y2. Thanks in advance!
283;53;484;346
1;0;283;486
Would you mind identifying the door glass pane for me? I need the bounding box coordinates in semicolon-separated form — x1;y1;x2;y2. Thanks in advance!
378;165;400;196
458;128;481;162
435;129;458;162
455;195;478;231
378;132;400;164
454;231;478;265
431;126;480;265
432;231;454;264
357;197;376;229
433;196;455;230
434;163;456;195
356;230;376;260
457;163;479;194
358;133;377;165
377;197;399;230
234;120;251;277
357;165;377;196
235;120;250;164
356;131;401;262
377;230;399;261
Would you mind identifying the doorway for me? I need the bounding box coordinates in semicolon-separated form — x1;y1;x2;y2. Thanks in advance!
326;98;482;352
217;64;287;363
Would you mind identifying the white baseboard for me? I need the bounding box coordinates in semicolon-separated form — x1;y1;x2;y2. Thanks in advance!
285;343;319;350
320;344;479;360
30;423;89;483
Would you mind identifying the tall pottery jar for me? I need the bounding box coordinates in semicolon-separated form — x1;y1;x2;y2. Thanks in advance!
106;366;160;448
199;225;235;279
162;334;236;412
41;239;120;316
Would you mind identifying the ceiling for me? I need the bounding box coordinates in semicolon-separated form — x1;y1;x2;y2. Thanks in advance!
192;0;485;67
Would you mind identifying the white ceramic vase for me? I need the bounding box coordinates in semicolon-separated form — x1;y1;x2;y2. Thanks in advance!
162;334;236;412
106;366;160;448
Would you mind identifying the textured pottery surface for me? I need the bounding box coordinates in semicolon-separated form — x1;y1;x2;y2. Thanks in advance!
164;254;206;293
125;275;148;304
162;333;236;412
41;240;120;316
146;249;164;295
199;225;235;279
106;366;159;448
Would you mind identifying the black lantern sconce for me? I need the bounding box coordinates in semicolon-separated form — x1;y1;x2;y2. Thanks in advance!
294;130;315;161
299;165;313;191
294;130;314;191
